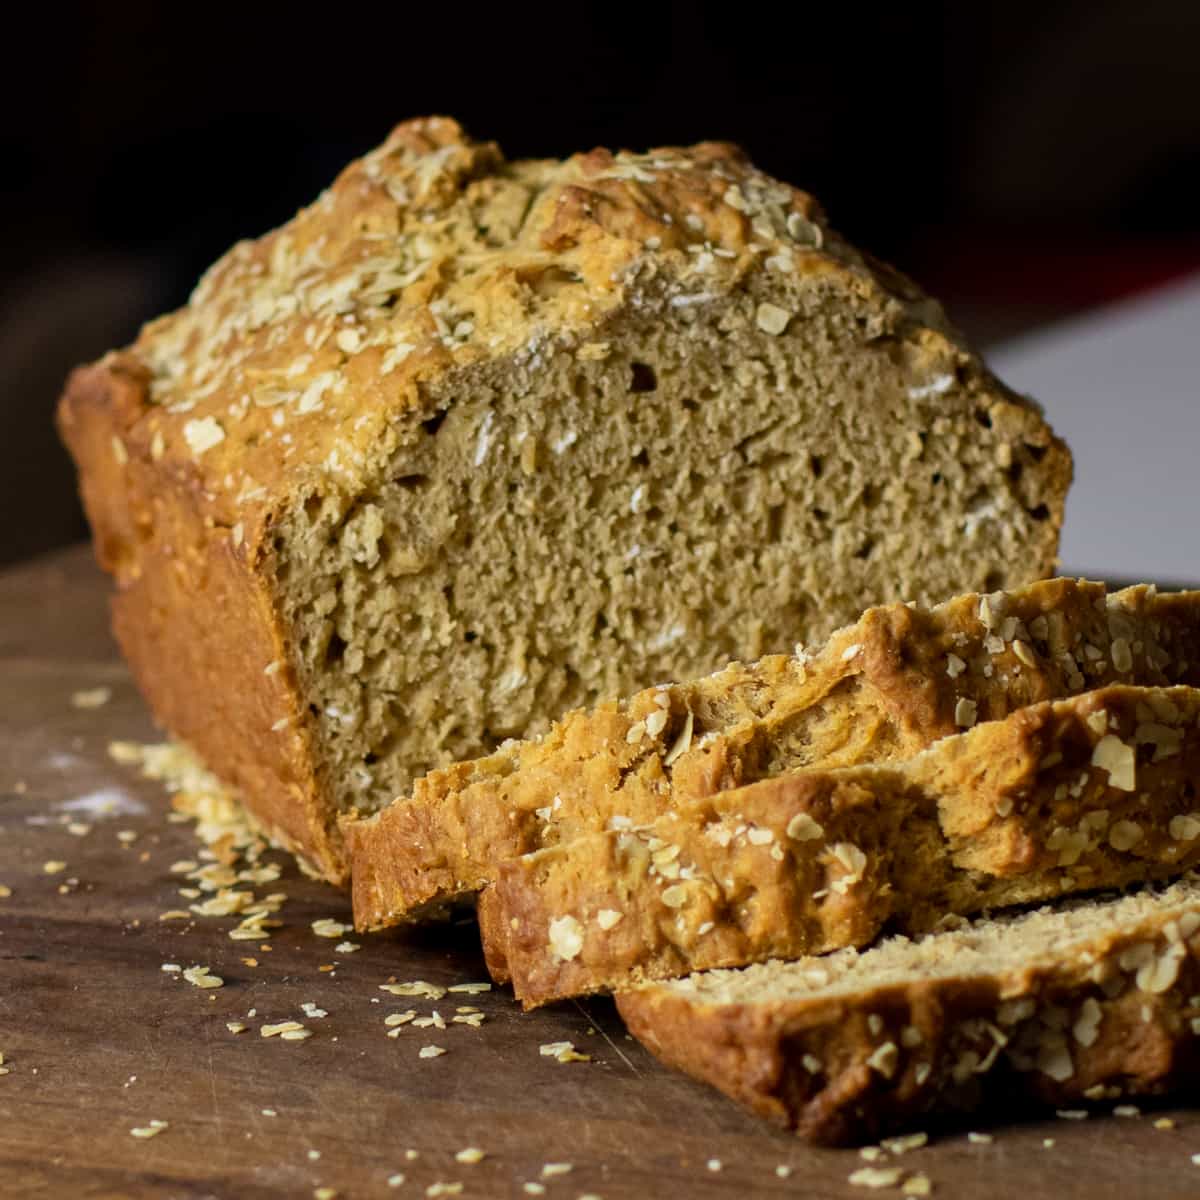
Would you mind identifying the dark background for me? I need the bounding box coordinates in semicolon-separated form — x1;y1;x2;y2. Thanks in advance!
4;1;1199;565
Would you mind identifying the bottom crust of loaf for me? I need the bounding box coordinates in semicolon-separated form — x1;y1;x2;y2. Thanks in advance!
617;873;1200;1144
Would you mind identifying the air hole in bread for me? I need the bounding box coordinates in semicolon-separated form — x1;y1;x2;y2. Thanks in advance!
630;362;657;392
422;410;448;437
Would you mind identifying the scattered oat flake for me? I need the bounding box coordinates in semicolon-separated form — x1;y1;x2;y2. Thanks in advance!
539;1040;590;1063
314;1189;338;1200
226;1022;247;1034
379;980;447;999
776;1165;792;1178
161;963;182;974
130;1120;169;1139
542;1162;573;1177
261;1022;305;1038
967;1131;993;1144
280;1028;312;1041
1155;1118;1176;1130
849;1166;903;1189
301;1003;328;1019
1114;1104;1141;1118
334;941;360;954
311;918;352;938
882;1132;927;1154
418;1045;446;1059
1056;1109;1088;1120
902;1175;933;1197
159;910;192;921
43;861;67;875
706;1159;722;1172
72;686;112;709
183;966;223;989
67;823;91;836
447;982;491;994
455;1148;486;1164
387;1175;405;1188
522;1186;546;1197
426;1184;462;1198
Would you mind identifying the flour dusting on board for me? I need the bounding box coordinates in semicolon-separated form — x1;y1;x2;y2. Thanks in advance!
57;788;148;819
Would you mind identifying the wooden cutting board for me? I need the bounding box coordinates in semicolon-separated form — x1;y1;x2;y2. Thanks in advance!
3;546;1198;1200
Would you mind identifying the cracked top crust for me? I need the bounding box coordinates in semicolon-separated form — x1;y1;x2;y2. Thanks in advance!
65;115;967;544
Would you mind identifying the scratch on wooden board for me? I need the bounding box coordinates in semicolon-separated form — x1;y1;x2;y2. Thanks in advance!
204;1010;225;1145
572;998;642;1078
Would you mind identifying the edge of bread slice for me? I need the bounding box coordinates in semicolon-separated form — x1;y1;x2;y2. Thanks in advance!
478;685;1200;1006
347;579;1200;929
617;871;1200;1144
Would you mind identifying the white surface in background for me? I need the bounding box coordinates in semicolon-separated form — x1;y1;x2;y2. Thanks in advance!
989;273;1200;583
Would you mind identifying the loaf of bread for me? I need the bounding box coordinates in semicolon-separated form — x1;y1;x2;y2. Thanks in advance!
618;872;1200;1144
58;116;1070;881
476;685;1200;1005
347;579;1199;928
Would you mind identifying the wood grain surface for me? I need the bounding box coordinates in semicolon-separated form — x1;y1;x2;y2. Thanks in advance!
3;547;1200;1200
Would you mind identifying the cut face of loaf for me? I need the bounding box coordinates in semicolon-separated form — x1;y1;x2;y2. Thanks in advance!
57;117;1069;881
347;579;1200;927
617;872;1200;1145
477;685;1200;1007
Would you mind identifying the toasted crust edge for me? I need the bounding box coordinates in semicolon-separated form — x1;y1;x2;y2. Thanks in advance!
57;360;343;880
617;886;1200;1144
478;685;1200;1006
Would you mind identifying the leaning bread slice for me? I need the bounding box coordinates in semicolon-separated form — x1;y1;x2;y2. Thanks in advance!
477;685;1200;1006
348;580;1200;928
617;872;1200;1144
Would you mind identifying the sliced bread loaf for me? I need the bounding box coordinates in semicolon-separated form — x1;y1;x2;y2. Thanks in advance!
58;117;1069;882
348;580;1200;927
477;685;1200;1006
617;872;1200;1144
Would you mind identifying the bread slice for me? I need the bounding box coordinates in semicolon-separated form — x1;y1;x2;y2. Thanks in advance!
57;116;1069;881
476;685;1200;1006
347;580;1200;927
617;872;1200;1144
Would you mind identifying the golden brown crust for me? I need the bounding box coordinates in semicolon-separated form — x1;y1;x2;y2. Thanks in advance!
348;580;1200;928
617;878;1200;1144
477;686;1200;1007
